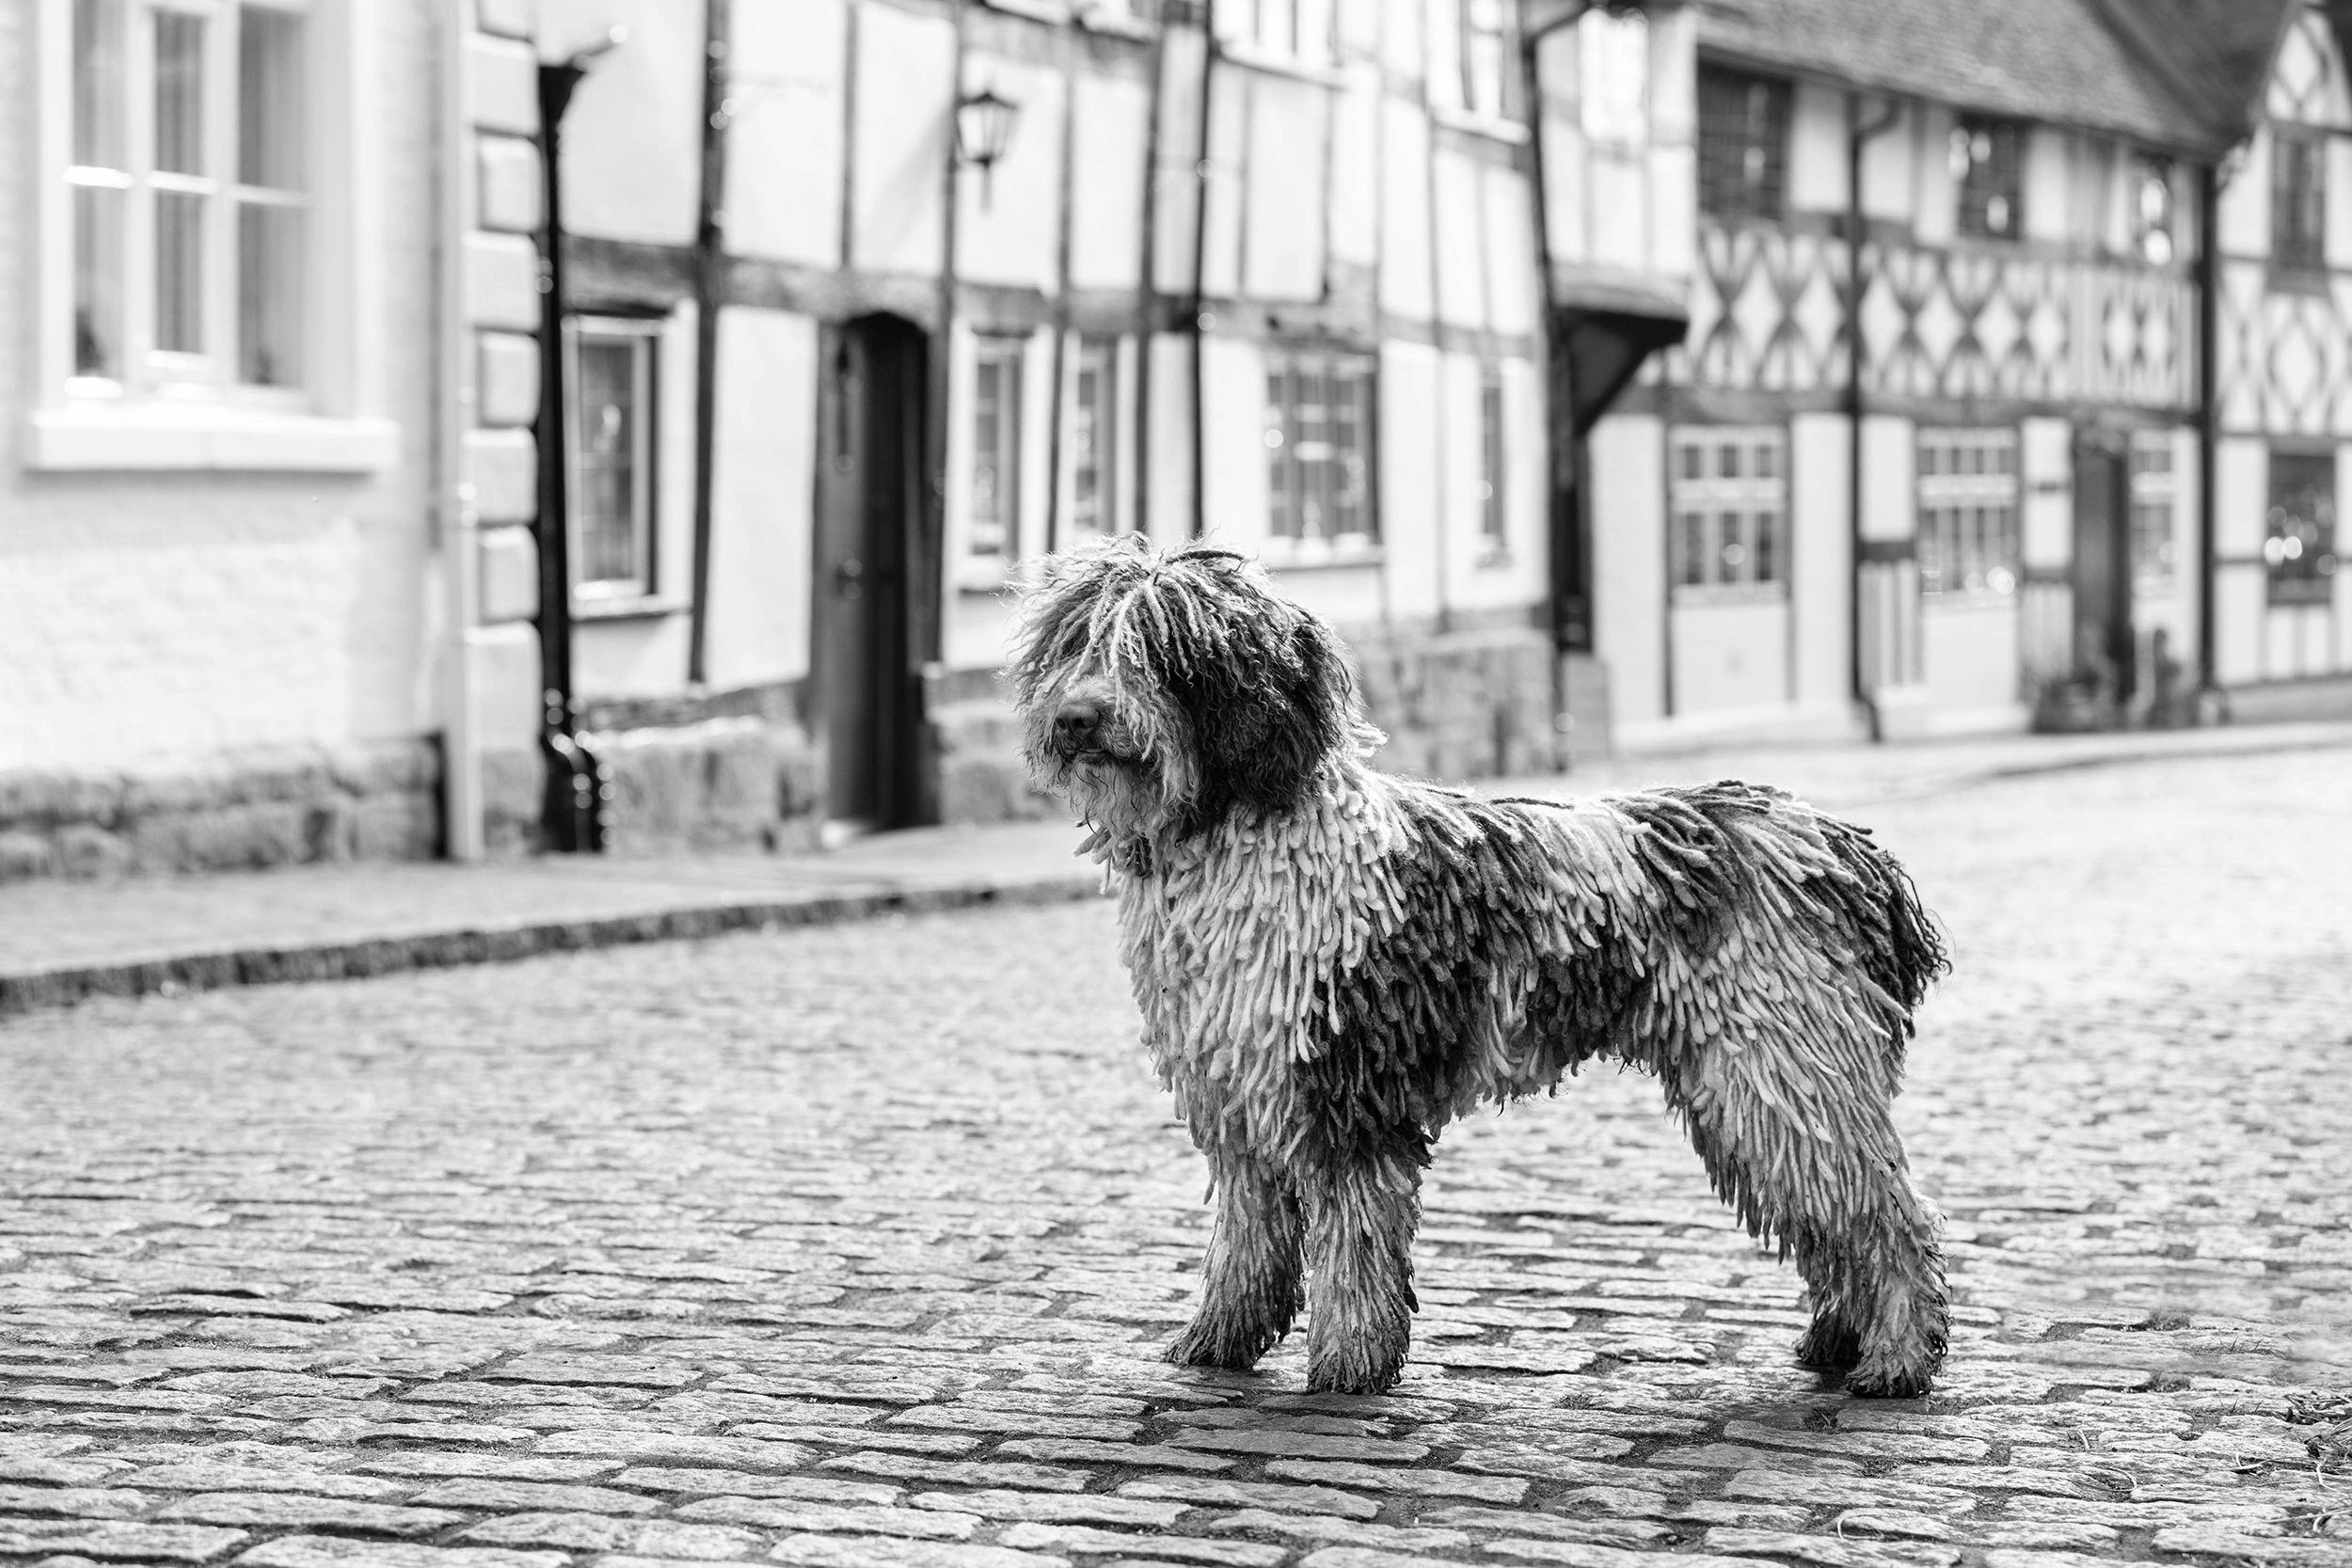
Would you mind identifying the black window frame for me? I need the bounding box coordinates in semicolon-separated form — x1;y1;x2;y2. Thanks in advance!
1264;346;1377;548
2272;127;2328;274
1952;117;2024;243
1696;65;1791;221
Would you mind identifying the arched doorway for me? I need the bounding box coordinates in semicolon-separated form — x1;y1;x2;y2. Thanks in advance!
815;313;937;834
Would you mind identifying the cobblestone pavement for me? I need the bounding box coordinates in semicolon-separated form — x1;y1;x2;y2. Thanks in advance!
4;749;2351;1568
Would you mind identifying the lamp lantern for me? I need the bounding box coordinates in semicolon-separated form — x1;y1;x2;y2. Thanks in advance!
955;87;1021;205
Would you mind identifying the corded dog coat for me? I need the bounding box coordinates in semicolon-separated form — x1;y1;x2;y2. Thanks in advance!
1010;536;1950;1398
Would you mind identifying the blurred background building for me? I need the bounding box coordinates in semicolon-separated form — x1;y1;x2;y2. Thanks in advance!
0;0;2344;876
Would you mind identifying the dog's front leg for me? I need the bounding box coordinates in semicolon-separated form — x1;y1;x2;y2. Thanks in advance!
1167;1151;1305;1371
1304;1151;1422;1395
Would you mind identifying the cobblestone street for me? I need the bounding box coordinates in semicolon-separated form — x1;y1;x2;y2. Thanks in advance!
4;748;2351;1568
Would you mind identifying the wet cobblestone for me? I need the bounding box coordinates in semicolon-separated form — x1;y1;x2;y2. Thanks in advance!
3;750;2350;1567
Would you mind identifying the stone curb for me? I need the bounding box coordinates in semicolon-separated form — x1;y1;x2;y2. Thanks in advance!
0;871;1101;1020
1850;726;2352;800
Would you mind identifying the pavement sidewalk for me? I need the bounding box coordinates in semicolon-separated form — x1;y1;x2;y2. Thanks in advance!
4;719;2347;1017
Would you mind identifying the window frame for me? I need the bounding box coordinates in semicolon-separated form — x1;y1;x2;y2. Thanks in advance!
967;333;1027;567
1458;0;1518;122
1696;65;1791;221
1666;424;1788;601
2128;430;2178;591
30;0;388;471
1915;427;2022;599
1951;117;2024;243
1065;336;1119;542
2265;449;2338;607
2271;127;2328;274
562;315;662;612
1263;344;1378;561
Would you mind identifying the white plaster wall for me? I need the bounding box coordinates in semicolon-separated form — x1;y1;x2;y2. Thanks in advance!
1586;149;1649;274
1433;149;1487;328
1379;340;1444;624
2214;436;2268;559
0;0;440;774
1648;140;1695;282
850;2;954;277
1538;108;1588;265
2023;127;2071;245
1200;69;1250;300
1328;65;1380;271
2215;564;2266;683
1859;103;1917;227
1859;415;1915;542
2020;416;2073;570
1671;601;1789;714
2329;138;2352;272
546;0;706;247
1145;334;1196;547
959;55;1064;293
1379;99;1434;319
1484;166;1539;337
1200;335;1268;547
725;0;846;268
1151;30;1209;296
1911;103;1955;247
1242;74;1328;302
1788;82;1848;216
1069;73;1151;293
1790;412;1851;706
2219;128;2271;261
1922;601;2021;715
704;306;817;691
1590;413;1666;726
574;617;692;698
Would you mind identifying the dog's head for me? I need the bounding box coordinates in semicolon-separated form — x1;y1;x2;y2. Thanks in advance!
1008;535;1369;851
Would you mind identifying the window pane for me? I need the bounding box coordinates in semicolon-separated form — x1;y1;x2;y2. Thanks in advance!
155;190;204;352
1696;68;1789;219
1754;510;1778;583
1479;375;1503;543
1719;511;1746;582
239;6;305;191
1070;341;1113;537
73;0;124;168
237;202;301;385
2266;452;2337;605
973;357;1008;556
1264;366;1291;539
1955;119;2021;240
154;11;205;175
1677;513;1707;587
575;337;644;590
74;185;124;377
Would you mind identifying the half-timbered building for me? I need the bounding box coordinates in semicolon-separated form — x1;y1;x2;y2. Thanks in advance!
1576;0;2345;747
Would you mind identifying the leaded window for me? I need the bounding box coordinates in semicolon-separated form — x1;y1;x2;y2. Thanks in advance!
566;318;660;604
1951;118;2023;242
2266;451;2338;606
1668;426;1787;596
2130;432;2178;588
1477;369;1505;551
2273;130;2327;272
2131;153;2176;267
971;336;1025;561
1697;67;1789;220
1917;429;2020;596
1068;339;1116;539
1264;349;1375;546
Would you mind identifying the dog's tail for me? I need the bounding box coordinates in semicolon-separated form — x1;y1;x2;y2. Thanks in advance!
1815;814;1948;1032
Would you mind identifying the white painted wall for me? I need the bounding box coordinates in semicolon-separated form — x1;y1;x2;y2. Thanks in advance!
1068;73;1151;293
1590;413;1667;726
1241;73;1328;302
1859;415;1916;543
1380;98;1435;319
547;0;706;247
725;0;846;268
2219;128;2272;260
705;306;817;691
1378;340;1444;624
0;0;439;773
1672;601;1789;713
2020;417;2073;570
1788;83;1848;216
850;2;954;277
1790;412;1851;705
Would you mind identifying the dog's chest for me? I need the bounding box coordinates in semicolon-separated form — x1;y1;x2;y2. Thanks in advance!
1114;785;1407;1134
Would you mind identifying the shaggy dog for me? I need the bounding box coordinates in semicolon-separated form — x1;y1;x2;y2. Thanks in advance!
1009;535;1950;1399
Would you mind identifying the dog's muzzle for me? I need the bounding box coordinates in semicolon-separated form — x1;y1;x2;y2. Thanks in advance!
1053;698;1110;761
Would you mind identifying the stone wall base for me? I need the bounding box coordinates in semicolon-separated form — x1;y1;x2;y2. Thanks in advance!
581;718;823;855
0;740;442;881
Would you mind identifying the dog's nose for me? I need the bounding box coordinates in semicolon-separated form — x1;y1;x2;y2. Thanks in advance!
1054;700;1103;750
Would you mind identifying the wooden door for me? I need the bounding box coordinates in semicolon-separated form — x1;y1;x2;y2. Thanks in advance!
2071;431;2135;708
816;315;930;832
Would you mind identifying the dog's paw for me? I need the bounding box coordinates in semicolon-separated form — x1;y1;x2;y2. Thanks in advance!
1843;1356;1936;1400
1794;1318;1863;1371
1166;1318;1272;1371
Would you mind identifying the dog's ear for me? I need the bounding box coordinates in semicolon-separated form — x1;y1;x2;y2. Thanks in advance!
1177;598;1357;828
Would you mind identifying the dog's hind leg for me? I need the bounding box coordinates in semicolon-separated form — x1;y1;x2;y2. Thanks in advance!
1168;1152;1306;1372
1302;1147;1422;1396
1667;1034;1948;1400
